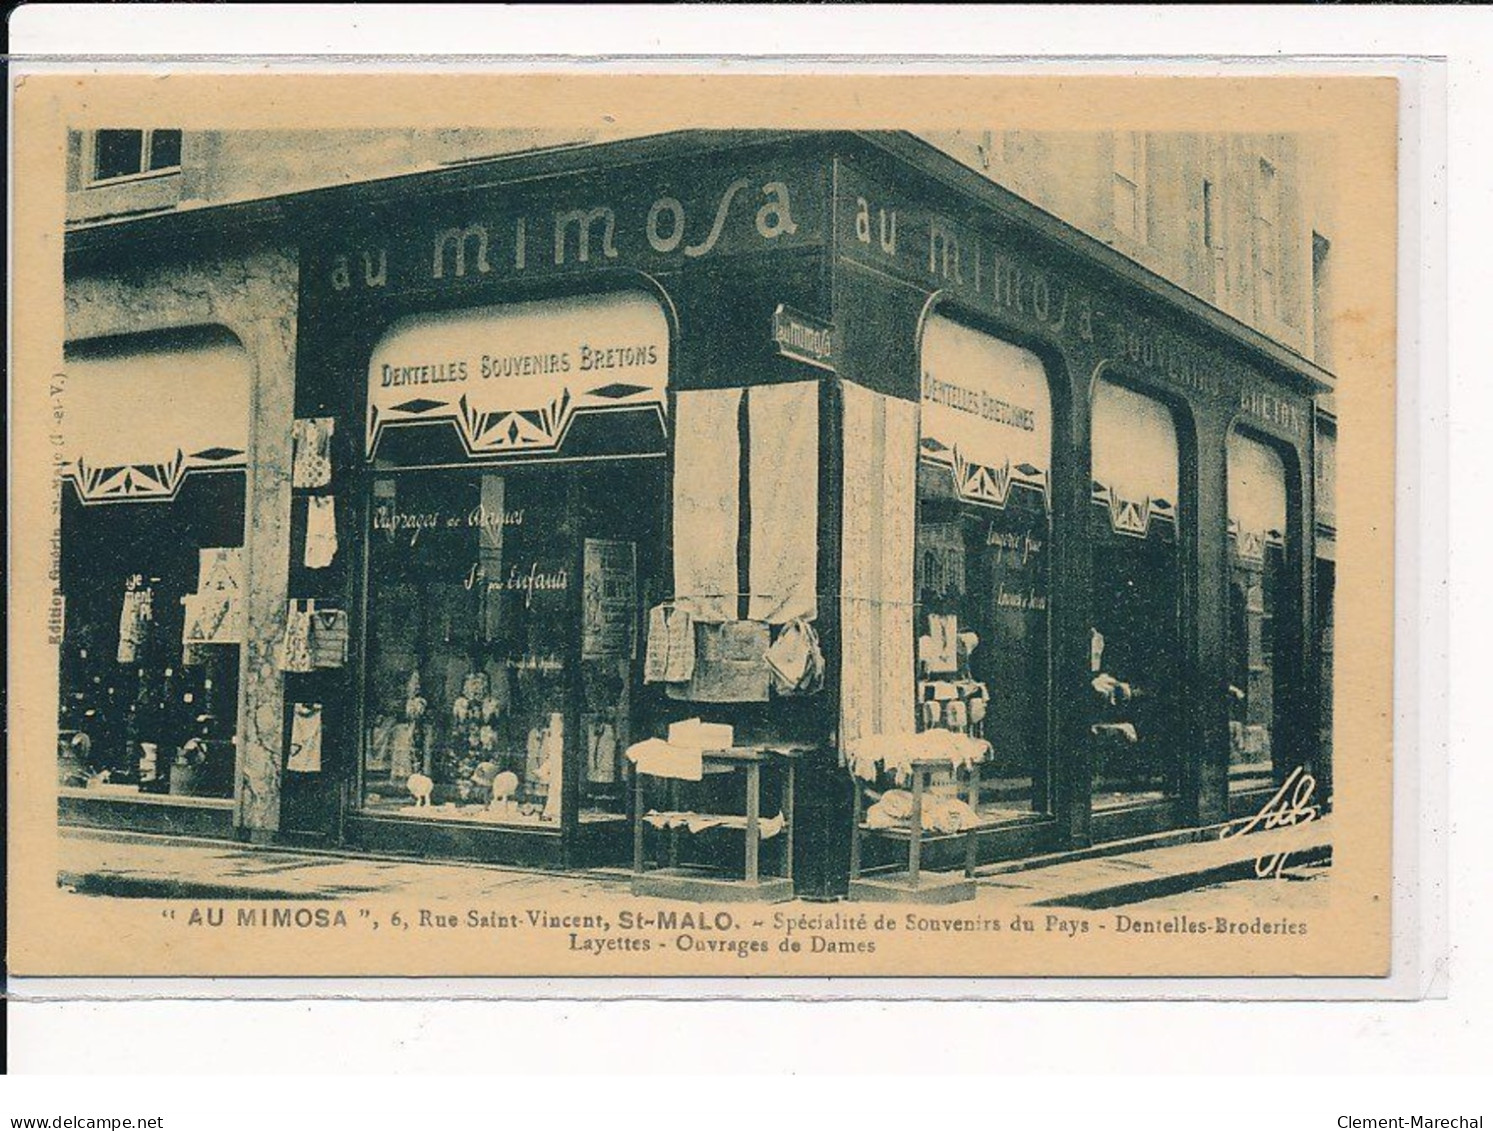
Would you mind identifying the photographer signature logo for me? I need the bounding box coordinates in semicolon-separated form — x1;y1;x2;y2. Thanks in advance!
1221;765;1321;879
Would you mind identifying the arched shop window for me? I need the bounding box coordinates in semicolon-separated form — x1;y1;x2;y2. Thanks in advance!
1088;376;1184;811
1226;429;1290;794
361;291;670;829
57;330;251;802
916;315;1053;817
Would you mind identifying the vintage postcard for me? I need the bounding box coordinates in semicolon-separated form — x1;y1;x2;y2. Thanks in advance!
7;68;1398;980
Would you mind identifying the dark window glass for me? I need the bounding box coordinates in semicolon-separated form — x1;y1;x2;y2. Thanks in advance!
1088;380;1185;810
1226;431;1290;794
58;473;247;800
93;130;145;180
148;129;182;171
914;318;1054;820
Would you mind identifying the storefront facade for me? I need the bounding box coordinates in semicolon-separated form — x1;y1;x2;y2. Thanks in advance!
59;131;1328;893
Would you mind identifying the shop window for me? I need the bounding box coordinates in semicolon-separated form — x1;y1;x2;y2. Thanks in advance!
361;463;665;827
359;291;671;830
89;129;183;183
1089;378;1184;810
57;332;250;802
1226;430;1290;794
915;315;1053;818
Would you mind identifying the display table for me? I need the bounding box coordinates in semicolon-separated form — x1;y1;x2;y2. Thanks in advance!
848;756;994;904
631;746;808;903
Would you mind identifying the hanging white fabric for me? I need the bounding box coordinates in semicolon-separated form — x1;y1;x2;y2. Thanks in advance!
747;380;819;624
672;387;742;623
840;381;918;749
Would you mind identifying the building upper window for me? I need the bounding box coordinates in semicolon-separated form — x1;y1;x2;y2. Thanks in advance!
89;129;182;184
1254;157;1281;321
1112;132;1147;242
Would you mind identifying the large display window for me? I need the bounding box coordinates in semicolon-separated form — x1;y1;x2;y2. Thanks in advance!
914;315;1053;818
1226;429;1290;793
358;290;670;831
361;463;665;827
1088;377;1184;810
56;332;250;802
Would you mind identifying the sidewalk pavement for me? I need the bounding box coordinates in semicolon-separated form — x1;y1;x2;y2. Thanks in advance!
58;813;1331;910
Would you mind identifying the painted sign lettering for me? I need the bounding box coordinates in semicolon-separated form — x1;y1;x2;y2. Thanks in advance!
319;169;814;296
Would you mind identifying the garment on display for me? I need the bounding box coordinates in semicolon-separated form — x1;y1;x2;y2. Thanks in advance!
666;619;771;703
845;728;992;784
642;809;786;839
287;702;324;773
643;603;695;685
291;416;335;489
305;495;338;569
863;788;982;835
309;607;350;669
116;575;154;664
764;616;825;696
280;599;315;673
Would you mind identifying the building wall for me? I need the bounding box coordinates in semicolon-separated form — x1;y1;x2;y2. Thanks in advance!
66;128;1340;383
919;129;1339;377
66;128;621;224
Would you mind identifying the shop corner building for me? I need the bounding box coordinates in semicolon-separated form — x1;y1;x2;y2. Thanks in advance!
56;128;1338;897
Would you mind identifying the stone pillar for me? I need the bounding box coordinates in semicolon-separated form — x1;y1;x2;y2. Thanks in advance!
232;314;296;841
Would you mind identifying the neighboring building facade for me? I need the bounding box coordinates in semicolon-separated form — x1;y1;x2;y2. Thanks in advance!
56;127;1336;895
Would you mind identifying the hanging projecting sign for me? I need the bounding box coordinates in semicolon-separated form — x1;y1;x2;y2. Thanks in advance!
1091;378;1181;539
366;291;669;462
62;337;251;504
771;304;835;371
919;315;1051;509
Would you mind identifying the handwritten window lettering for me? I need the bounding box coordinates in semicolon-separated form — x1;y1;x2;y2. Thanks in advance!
362;459;662;826
363;471;573;825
